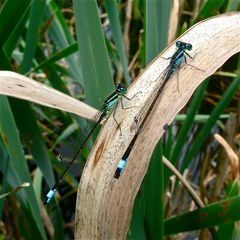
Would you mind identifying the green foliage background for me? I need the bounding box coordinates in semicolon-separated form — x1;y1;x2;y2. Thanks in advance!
0;0;239;239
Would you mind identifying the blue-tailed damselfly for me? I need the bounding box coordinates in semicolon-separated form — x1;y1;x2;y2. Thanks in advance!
114;41;202;177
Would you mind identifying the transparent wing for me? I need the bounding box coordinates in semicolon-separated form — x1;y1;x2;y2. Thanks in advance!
56;109;103;164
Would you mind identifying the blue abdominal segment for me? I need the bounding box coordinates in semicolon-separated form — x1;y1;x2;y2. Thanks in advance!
113;41;197;179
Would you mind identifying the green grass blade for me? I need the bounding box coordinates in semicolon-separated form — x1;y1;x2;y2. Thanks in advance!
20;0;46;73
192;0;225;23
105;0;131;84
181;76;240;171
0;0;31;46
128;195;146;240
164;195;240;235
73;0;114;108
32;168;43;201
9;99;55;186
217;180;240;239
46;1;82;82
49;1;75;43
0;138;9;217
142;1;171;238
164;124;173;159
3;6;29;56
218;223;235;240
0;96;47;239
175;113;230;122
35;47;71;93
0;48;10;70
145;0;171;64
53;204;64;240
144;145;164;239
30;42;78;74
226;0;240;12
158;0;171;50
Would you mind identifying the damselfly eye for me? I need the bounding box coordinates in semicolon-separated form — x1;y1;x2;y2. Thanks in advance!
176;41;182;47
186;43;192;50
116;83;127;94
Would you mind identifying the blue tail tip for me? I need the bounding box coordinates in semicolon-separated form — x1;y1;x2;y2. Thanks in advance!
44;189;56;205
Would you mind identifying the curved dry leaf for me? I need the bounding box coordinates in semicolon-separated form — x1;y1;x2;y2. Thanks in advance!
0;71;98;121
214;133;239;179
75;13;240;240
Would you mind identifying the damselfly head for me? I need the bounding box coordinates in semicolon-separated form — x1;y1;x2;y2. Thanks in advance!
115;83;127;94
176;41;192;51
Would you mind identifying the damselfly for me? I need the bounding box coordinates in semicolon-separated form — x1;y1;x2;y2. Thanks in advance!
44;84;133;204
114;41;202;177
160;41;202;91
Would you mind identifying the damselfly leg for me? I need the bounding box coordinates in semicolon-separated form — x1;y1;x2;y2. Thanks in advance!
183;53;203;71
44;83;135;205
114;41;203;178
112;89;141;135
155;41;203;91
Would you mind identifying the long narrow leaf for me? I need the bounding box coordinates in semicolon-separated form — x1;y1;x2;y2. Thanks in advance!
20;0;46;73
145;0;171;64
0;0;31;46
73;0;114;108
30;42;78;74
0;96;47;239
128;195;146;240
164;195;240;235
9;98;55;186
144;145;164;239
217;180;240;239
46;1;82;82
192;0;225;23
105;0;131;84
